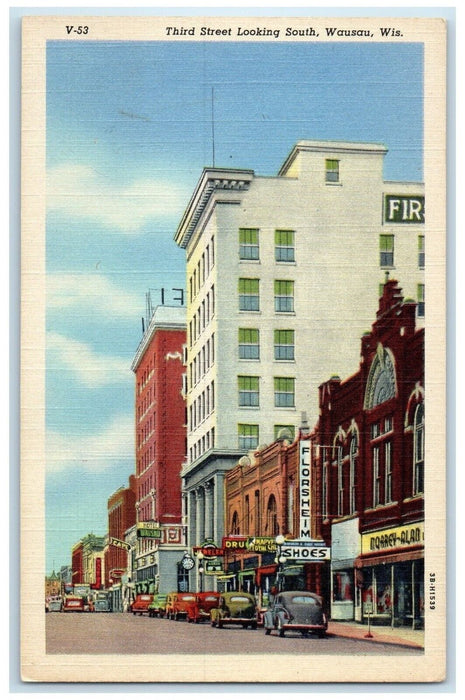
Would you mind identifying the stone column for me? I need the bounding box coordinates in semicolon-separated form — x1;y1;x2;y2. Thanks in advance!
204;481;214;541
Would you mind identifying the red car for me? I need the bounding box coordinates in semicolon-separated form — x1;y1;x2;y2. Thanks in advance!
130;594;153;615
62;596;85;612
165;592;196;621
186;592;221;623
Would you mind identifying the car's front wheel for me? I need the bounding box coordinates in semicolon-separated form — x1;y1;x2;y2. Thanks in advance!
265;628;271;635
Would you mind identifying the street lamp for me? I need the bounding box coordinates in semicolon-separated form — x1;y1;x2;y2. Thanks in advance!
196;551;204;593
275;534;287;592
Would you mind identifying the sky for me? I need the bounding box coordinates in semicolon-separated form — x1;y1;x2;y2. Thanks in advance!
45;38;423;574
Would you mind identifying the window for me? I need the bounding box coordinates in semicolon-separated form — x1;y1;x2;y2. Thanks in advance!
385;442;393;503
418;236;425;269
380;234;394;268
275;229;295;262
274;377;295;407
349;434;358;514
325;159;339;183
239;228;259;260
274;425;295;440
337;446;343;516
239;328;260;359
373;447;380;507
274;329;295;360
413;403;424;494
238;376;260;407
274;280;294;312
266;495;279;536
238;424;259;450
417;284;425;318
231;511;240;535
239;278;260;311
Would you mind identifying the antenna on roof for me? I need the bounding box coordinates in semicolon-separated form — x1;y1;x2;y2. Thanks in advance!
211;86;216;167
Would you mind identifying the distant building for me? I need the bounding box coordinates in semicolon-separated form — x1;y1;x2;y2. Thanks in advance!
174;140;425;558
44;570;61;598
104;476;137;589
71;534;105;588
131;304;187;594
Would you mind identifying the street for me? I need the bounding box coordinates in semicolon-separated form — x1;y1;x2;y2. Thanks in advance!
46;613;423;656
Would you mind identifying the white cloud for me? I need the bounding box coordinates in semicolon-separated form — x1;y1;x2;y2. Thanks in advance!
47;163;186;232
46;414;134;474
47;332;131;388
47;273;142;318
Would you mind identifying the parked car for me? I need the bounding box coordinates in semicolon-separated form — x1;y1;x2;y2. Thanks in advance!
130;594;153;615
165;592;197;621
148;594;167;618
62;595;85;612
45;595;62;613
210;592;258;629
263;590;328;638
92;591;111;612
186;592;221;623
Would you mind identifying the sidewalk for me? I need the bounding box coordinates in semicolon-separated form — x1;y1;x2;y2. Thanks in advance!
327;620;424;649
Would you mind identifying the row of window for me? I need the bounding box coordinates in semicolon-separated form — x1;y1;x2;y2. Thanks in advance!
189;285;215;346
321;404;424;519
239;328;295;360
189;381;215;431
137;415;154;449
238;376;296;408
188;334;215;390
240;228;296;262
380;234;424;270
189;427;216;464
189;236;215;303
239;278;295;312
237;423;296;451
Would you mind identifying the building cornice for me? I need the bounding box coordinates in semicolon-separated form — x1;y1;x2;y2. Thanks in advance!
131;305;186;372
174;168;254;249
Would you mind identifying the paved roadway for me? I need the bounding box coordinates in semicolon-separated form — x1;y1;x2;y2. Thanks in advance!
46;612;423;656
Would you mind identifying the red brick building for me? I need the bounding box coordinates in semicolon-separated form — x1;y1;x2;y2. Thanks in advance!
104;475;137;589
71;542;84;585
315;280;424;627
131;304;187;594
223;431;329;601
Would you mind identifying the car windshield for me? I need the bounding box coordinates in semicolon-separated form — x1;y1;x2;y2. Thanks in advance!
140;595;151;600
290;595;317;605
204;596;218;601
230;596;252;603
181;595;195;601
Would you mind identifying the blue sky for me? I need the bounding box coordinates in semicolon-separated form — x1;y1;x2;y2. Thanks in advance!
45;39;423;573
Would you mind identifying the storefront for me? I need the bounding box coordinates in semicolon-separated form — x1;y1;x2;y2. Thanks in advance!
355;522;424;629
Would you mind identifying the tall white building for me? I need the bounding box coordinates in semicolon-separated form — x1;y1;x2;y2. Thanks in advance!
174;140;424;554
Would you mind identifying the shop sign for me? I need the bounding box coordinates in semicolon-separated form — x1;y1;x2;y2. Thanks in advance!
281;540;330;561
193;542;224;558
137;528;162;538
384;194;425;223
362;522;424;554
205;559;223;574
299;440;312;539
109;536;131;551
222;536;277;553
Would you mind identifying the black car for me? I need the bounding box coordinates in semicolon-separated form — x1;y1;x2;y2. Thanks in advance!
263;590;328;638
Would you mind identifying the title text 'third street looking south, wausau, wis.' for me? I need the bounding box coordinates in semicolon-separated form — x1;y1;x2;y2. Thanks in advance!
164;26;404;39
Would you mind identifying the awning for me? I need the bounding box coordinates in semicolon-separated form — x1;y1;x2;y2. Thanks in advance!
238;569;255;580
255;564;277;586
355;546;424;568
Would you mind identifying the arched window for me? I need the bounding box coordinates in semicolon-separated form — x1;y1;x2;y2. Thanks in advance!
231;511;240;535
349;432;358;514
364;344;397;409
266;495;279;536
413;403;425;494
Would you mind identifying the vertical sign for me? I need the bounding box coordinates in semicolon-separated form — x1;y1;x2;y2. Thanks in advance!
299;440;311;539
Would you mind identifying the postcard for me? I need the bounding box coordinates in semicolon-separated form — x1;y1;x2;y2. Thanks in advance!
20;12;447;684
